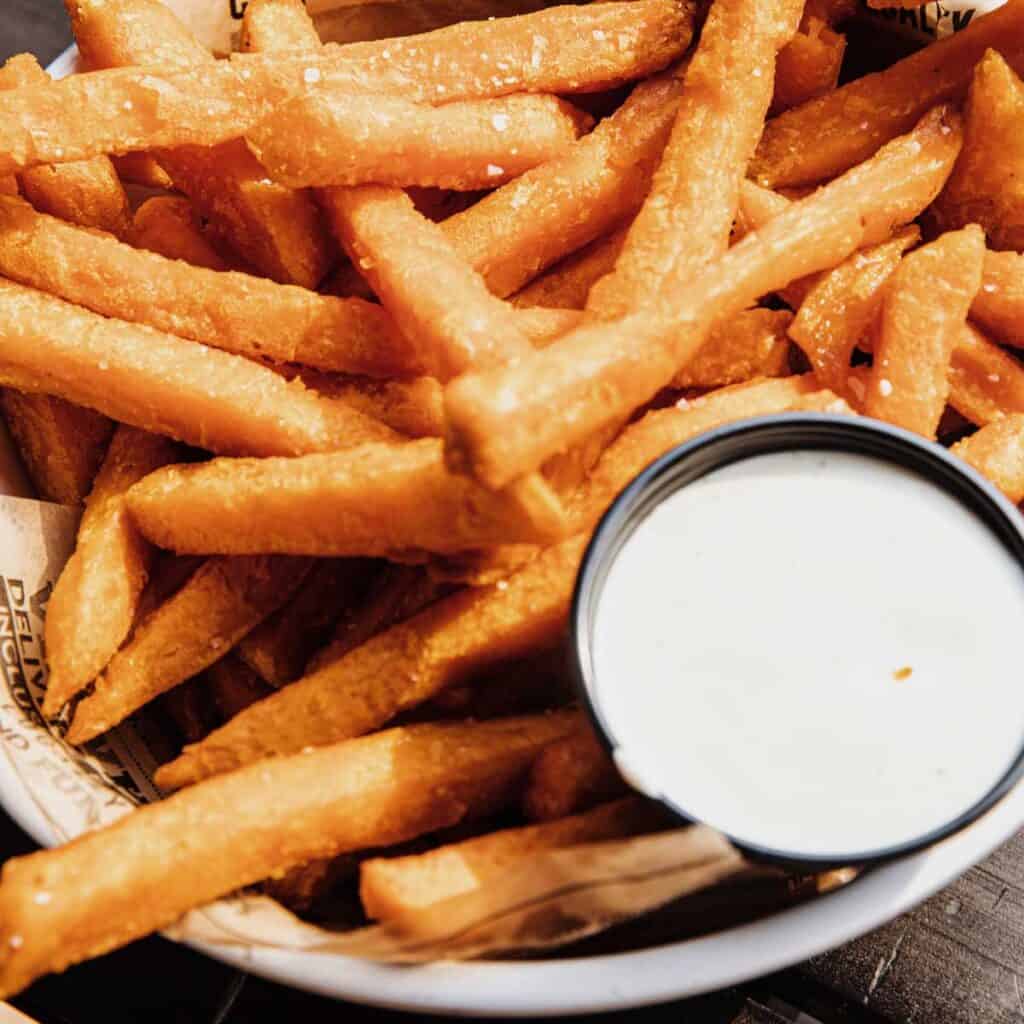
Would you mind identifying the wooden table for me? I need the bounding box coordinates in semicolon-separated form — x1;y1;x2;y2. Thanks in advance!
2;6;1023;1021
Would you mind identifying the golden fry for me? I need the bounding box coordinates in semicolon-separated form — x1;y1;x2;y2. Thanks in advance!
132;197;231;272
154;540;586;790
442;74;685;297
771;16;845;116
523;726;627;822
249;93;591;190
0;196;421;378
0;1;691;174
312;374;445;439
951;415;1024;501
206;656;274;721
586;0;803;318
444;108;962;489
42;427;179;719
0;279;394;457
0;712;578;997
947;323;1024;426
360;798;665;920
932;51;1024;252
510;230;628;311
242;0;323;51
971;250;1024;349
865;226;985;438
126;439;564;557
236;558;377;686
69;0;335;288
110;152;173;190
66;556;313;744
751;0;1024;188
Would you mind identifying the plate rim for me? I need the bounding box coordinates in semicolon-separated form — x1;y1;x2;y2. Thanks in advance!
5;43;1019;1017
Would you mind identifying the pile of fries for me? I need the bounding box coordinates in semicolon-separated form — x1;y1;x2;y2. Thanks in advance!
1;0;1024;997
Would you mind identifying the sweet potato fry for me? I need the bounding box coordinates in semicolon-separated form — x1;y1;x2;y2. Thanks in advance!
788;228;920;398
947;324;1024;426
951;415;1024;502
672;309;792;389
0;196;422;378
236;558;377;686
132;197;231;272
442;73;685;297
444;107;963;489
69;0;335;288
206;656;275;721
126;439;564;557
971;250;1024;349
523;726;627;822
586;0;803;319
865;226;985;438
249;93;591;191
0;279;394;457
154;540;587;790
751;0;1024;188
0;712;578;997
360;798;666;920
931;51;1024;252
510;230;627;311
66;556;313;744
42;427;179;719
770;16;845;116
0;1;691;175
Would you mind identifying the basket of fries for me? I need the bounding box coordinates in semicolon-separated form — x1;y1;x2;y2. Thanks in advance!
0;0;1023;1012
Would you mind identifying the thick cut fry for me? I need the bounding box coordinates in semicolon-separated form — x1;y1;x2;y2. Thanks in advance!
951;415;1024;502
770;16;845;116
0;712;578;997
442;74;685;297
126;439;564;557
0;1;691;175
242;0;323;51
236;558;377;686
154;541;586;790
932;51;1024;252
523;727;627;822
510;230;628;311
586;0;803;319
207;656;274;721
110;152;172;190
444;108;963;488
972;251;1024;349
360;798;666;920
865;226;985;438
672;309;792;390
789;228;920;398
42;428;178;718
69;0;334;288
66;556;313;744
0;196;422;378
0;279;393;458
0;392;113;507
751;0;1024;188
249;93;591;191
947;323;1024;426
132;197;230;272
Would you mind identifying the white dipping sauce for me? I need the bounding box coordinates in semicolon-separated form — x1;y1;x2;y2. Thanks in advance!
592;449;1024;858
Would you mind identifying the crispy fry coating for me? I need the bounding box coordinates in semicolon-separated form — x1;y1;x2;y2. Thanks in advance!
510;230;628;311
444;74;684;298
751;0;1024;188
313;375;445;439
154;541;586;790
360;798;666;920
865;226;985;438
444;108;962;489
66;556;313;743
110;152;172;190
771;16;845;116
971;250;1024;349
0;1;692;175
249;93;591;190
0;279;394;457
0;713;578;997
242;0;323;51
126;439;564;557
951;415;1024;501
0;196;422;378
947;324;1024;426
43;427;179;718
132;197;231;272
932;51;1024;251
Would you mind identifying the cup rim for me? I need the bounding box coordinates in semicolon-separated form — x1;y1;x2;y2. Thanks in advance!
568;412;1024;870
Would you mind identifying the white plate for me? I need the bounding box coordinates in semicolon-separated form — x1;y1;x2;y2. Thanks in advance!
1;45;1018;1018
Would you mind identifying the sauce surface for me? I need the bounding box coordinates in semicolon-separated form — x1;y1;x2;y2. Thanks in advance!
592;448;1024;858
